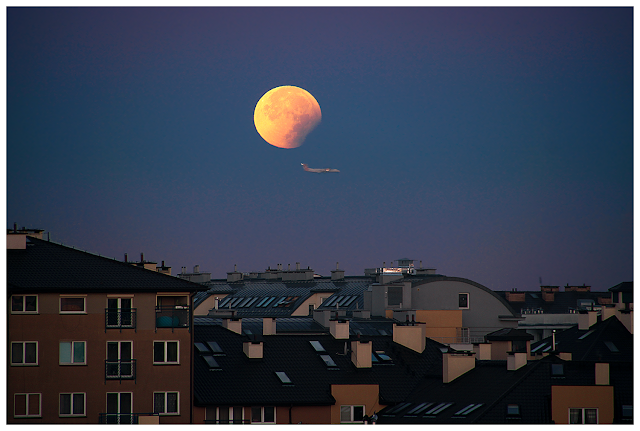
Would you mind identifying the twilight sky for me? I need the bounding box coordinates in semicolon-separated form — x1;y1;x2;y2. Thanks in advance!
6;7;633;291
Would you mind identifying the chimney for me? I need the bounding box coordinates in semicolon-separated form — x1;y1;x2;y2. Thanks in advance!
288;263;290;271
296;262;300;270
507;352;527;371
351;340;372;368
330;319;350;339
194;265;200;273
243;340;263;359
223;318;242;334
578;310;598;330
141;252;144;262
392;322;426;353
124;253;128;263
214;297;219;310
473;343;492;360
161;260;165;267
506;291;526;302
263;317;276;336
331;261;345;281
595;363;609;385
443;350;476;383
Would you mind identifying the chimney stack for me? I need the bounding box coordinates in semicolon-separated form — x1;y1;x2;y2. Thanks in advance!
243;339;263;359
124;253;128;263
351;340;372;368
296;262;300;270
263;318;276;336
443;350;476;383
330;319;350;339
595;363;609;385
141;252;144;262
223;318;242;334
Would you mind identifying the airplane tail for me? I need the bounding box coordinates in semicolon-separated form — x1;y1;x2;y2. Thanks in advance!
301;163;310;171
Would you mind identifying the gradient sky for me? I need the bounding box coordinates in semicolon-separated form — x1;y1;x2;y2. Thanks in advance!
6;7;633;291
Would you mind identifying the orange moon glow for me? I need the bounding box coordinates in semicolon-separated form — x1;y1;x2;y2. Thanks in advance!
254;86;322;149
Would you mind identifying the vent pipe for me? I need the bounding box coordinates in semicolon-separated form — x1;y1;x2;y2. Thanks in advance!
124;253;128;263
141;253;144;262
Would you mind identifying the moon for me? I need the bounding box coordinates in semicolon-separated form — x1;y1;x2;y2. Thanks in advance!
254;86;322;149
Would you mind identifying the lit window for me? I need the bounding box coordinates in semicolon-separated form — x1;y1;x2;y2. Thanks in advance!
59;393;85;417
154;392;179;415
341;405;365;423
154;341;179;364
60;296;86;314
459;293;469;309
14;393;41;418
11;295;38;313
11;342;38;366
60;341;86;365
251;406;275;424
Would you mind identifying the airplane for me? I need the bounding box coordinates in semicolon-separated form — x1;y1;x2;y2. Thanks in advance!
301;163;340;173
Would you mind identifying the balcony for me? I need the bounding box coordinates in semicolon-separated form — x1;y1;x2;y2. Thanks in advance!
155;306;190;331
105;308;137;332
98;413;158;424
105;359;136;383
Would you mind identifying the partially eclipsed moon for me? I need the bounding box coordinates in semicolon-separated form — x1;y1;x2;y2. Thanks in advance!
254;85;321;149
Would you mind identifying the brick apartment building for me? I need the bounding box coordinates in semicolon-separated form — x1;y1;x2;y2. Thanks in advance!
7;232;206;424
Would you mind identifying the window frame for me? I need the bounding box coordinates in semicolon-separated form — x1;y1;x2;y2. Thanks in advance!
14;393;41;418
59;341;87;365
153;391;180;416
458;292;469;309
11;295;39;314
213;406;245;424
60;295;87;314
569;408;598;424
251;406;276;424
153;340;180;365
59;392;86;417
340;405;365;423
11;341;38;366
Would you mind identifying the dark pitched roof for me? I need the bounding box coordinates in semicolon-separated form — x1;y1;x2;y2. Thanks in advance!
530;315;633;362
608;281;633;292
7;237;207;293
193;320;445;407
485;328;534;341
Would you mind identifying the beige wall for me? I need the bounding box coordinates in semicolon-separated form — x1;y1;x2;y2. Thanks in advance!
330;385;385;424
551;385;614;424
193;293;230;316
443;352;475;383
490;340;511;361
416;310;462;342
292;292;334;316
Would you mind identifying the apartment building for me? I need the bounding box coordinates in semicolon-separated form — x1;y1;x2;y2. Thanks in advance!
7;233;206;424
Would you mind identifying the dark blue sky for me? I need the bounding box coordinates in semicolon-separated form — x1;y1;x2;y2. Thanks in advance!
7;7;633;291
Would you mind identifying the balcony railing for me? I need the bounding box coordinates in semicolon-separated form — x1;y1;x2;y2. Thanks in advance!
105;359;136;383
98;412;158;424
155;306;190;331
204;419;251;424
105;308;137;332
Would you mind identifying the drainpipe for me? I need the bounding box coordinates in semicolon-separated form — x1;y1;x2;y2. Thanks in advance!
289;405;293;424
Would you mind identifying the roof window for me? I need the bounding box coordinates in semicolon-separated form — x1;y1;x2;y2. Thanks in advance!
206;341;224;354
578;330;594;340
320;354;338;368
275;371;293;385
551;363;564;377
195;342;209;354
507;404;520;416
531;342;547;353
406;402;433;416
309;341;326;352
454;403;483;417
243;297;258;308
202;355;220;369
424;402;453;416
604;341;619;353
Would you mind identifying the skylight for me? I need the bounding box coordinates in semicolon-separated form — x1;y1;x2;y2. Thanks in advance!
578;330;594;340
507;404;520;416
255;297;270;307
378;329;388;336
219;297;232;308
385;402;411;415
202;355;220;369
194;342;209;354
237;297;251;307
374;351;392;362
320;354;337;367
551;363;564;376
604;341;619;352
424;402;453;416
261;297;276;307
275;371;292;384
342;296;357;307
244;297;258;308
309;341;326;352
323;296;338;307
531;342;547;353
206;341;223;354
406;402;433;415
454;404;483;416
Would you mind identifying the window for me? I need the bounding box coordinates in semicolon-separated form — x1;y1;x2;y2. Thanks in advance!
60;296;86;314
512;340;527;353
14;393;41;418
459;293;469;309
622;405;633;420
154;341;179;364
275;371;292;385
60;393;86;417
251;406;275;424
569;408;598;424
11;342;38;366
507;404;520;416
11;295;38;313
154;392;179;415
551;363;564;377
106;392;132;424
215;406;245;424
340;405;365;423
106;341;134;379
106;297;134;328
60;341;86;365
